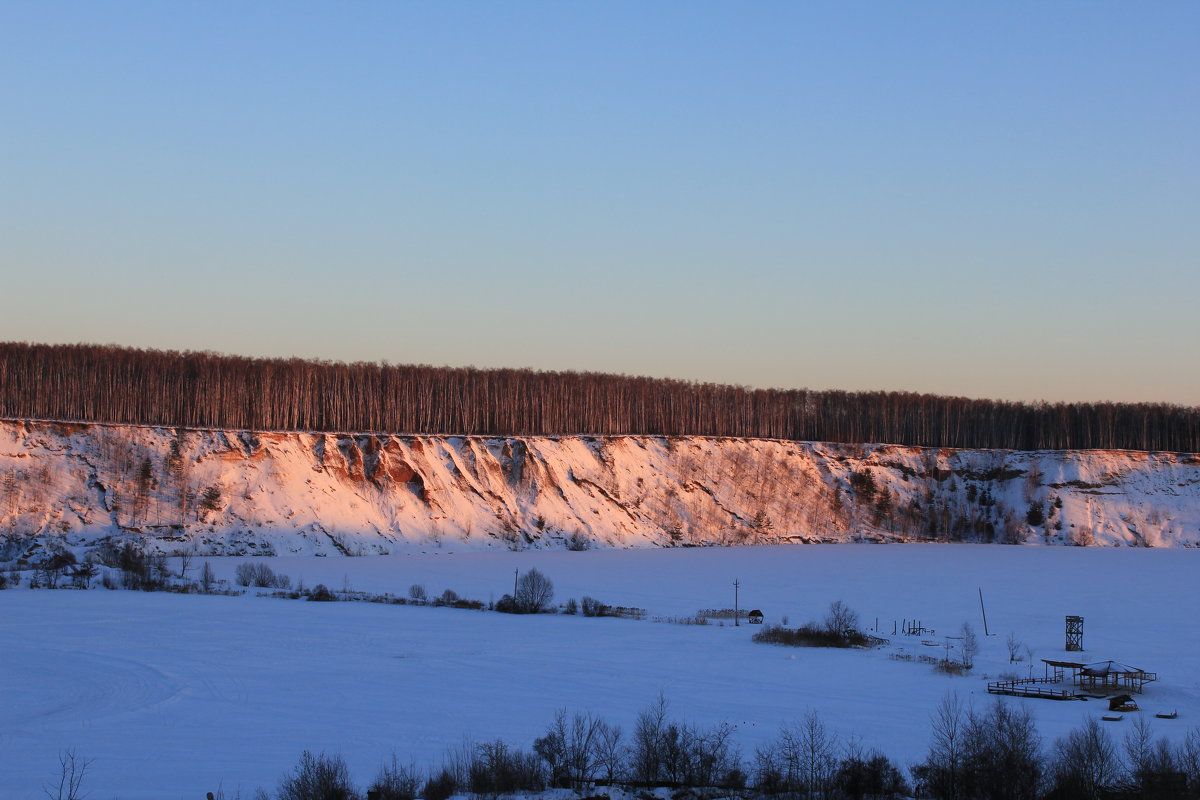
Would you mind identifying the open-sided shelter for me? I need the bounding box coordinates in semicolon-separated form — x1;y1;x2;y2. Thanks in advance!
1079;660;1157;694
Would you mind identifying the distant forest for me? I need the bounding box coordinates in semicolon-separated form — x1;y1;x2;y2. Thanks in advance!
1;342;1197;452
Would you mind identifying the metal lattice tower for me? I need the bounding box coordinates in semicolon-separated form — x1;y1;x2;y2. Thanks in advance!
1065;615;1084;651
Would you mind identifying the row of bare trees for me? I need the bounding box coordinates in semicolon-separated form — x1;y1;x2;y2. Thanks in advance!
3;342;1198;451
40;694;1200;800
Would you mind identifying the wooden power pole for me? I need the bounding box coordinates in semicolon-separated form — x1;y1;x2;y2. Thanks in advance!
734;579;740;626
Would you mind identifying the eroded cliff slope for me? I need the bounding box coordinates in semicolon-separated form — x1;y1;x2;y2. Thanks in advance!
2;419;1199;555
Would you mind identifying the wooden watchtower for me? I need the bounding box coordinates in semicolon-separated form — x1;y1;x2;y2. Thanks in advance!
1065;615;1084;651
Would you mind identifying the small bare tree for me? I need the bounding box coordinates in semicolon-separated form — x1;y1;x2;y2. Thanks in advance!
1006;632;1023;663
515;568;554;613
777;711;838;796
200;561;216;594
922;693;964;800
44;749;91;800
824;600;859;637
408;584;427;604
960;622;979;670
595;720;625;785
178;545;195;581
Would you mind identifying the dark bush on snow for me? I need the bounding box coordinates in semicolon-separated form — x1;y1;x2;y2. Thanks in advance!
307;584;335;602
369;755;421;800
580;596;608;617
422;768;457;800
277;750;356;800
468;740;545;798
753;624;873;649
834;751;909;799
235;561;291;589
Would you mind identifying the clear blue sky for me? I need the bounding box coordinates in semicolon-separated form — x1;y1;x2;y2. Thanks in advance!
3;2;1197;405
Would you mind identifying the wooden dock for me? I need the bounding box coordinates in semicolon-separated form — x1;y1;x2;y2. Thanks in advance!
987;678;1078;701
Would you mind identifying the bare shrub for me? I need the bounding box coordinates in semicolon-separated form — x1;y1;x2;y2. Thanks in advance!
369;754;421;800
534;709;611;789
753;624;873;649
468;740;544;799
307;584;335;602
758;711;839;796
580;596;608;617
422;767;457;800
200;561;216;593
1006;632;1023;663
235;562;256;586
277;750;356;800
834;744;909;799
235;561;289;588
960;622;978;670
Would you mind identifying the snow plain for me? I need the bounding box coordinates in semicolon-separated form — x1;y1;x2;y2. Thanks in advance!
2;544;1198;800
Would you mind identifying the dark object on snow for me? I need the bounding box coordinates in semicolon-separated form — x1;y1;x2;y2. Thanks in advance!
1156;710;1179;719
1108;694;1138;712
307;583;336;601
748;609;764;624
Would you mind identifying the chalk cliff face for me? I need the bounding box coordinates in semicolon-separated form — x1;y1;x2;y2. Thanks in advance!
1;419;1198;555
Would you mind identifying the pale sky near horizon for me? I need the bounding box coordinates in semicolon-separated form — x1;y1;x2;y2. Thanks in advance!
2;2;1197;405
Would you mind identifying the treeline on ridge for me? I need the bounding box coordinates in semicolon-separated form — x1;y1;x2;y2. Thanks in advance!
2;342;1198;452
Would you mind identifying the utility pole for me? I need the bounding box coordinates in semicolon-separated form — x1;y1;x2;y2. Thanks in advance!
734;579;740;626
514;569;519;599
978;587;990;636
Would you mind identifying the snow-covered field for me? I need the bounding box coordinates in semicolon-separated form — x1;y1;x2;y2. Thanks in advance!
2;544;1198;800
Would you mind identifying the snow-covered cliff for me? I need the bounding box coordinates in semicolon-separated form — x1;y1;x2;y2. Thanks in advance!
2;418;1199;555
